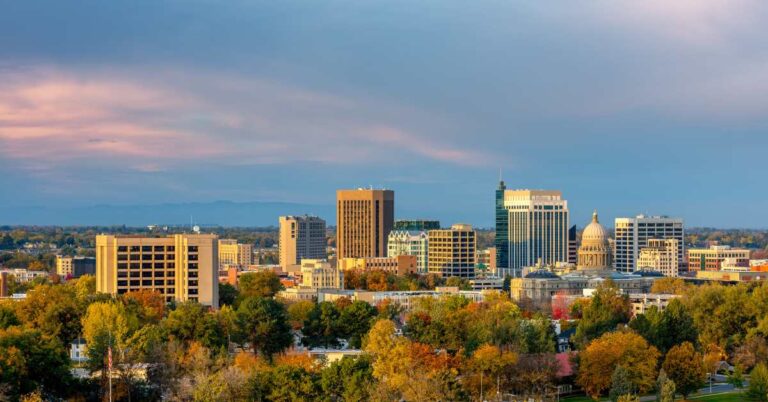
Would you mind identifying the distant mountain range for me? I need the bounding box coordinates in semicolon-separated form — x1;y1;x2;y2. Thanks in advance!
0;201;335;227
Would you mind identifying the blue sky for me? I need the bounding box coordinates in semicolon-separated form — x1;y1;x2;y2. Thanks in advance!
1;0;767;228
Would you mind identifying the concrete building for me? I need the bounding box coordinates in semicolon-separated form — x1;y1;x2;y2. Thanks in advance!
629;293;681;316
614;215;684;273
694;270;768;284
568;225;578;265
637;239;679;277
577;211;612;270
56;256;96;278
336;189;394;260
95;234;219;308
428;224;476;278
687;245;750;272
279;215;327;272
300;259;343;290
496;188;570;278
218;239;253;270
387;230;429;273
339;255;417;276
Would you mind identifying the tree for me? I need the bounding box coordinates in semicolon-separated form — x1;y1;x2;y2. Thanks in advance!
165;302;227;350
123;289;166;323
14;284;83;344
748;363;768;402
656;299;697;352
577;331;660;399
338;301;377;348
267;364;321;401
656;369;676;402
574;281;631;347
651;278;690;294
302;302;342;348
238;271;283;299
0;303;19;329
219;283;238;306
82;301;139;371
734;336;768;371
0;327;72;400
727;365;744;389
662;342;706;399
320;355;375;402
465;344;518;400
236;297;292;360
287;300;315;330
609;366;634;402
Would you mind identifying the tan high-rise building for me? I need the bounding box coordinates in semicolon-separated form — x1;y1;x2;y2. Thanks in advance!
279;215;327;272
96;234;219;308
218;239;253;270
336;189;394;260
428;224;476;278
637;239;679;277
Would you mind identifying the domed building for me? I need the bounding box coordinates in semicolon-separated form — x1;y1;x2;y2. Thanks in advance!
577;210;612;270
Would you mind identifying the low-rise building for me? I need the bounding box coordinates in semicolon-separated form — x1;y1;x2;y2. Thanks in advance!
687;245;750;272
694;270;768;283
338;255;417;275
469;277;505;290
0;268;49;283
56;256;96;278
637;239;679;277
317;287;489;310
628;293;681;316
300;259;343;289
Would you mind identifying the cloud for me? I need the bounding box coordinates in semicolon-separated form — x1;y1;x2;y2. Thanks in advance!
0;65;492;180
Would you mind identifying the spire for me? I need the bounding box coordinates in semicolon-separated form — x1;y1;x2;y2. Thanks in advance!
592;209;599;223
497;167;505;189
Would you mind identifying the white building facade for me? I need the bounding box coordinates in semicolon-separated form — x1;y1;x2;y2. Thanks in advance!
614;215;684;273
387;230;429;273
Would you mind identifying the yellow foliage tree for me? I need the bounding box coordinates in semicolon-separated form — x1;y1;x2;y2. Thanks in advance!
577;331;660;400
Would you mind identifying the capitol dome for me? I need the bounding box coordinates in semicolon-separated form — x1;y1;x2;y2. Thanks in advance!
582;210;609;244
577;210;613;270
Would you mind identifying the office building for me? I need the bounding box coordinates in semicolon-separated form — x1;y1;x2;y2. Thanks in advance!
614;215;684;273
278;215;327;272
336;189;394;260
300;259;343;289
637;239;679;277
339;255;417;276
96;234;219;308
687;245;750;272
387;230;429;272
494;180;509;275
497;189;570;278
218;239;253;270
56;256;96;278
568;225;578;265
393;220;440;231
428;224;476;278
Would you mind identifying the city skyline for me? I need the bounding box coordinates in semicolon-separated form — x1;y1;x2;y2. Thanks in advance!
2;1;768;228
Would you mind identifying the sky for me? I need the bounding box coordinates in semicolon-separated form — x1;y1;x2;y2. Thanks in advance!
1;0;768;228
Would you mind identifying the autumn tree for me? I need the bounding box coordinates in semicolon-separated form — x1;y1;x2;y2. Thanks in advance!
651;278;690;295
577;331;660;400
0;327;72;400
748;363;768;402
662;342;706;399
464;344;517;400
237;271;283;299
656;369;676;402
609;365;634;402
123;289;166;323
574;281;631;347
320;355;376;402
81;301;139;371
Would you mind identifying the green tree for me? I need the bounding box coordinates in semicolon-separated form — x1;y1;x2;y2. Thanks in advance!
302;302;342;348
338;301;378;348
164;301;227;350
320;355;375;402
574;281;631;347
662;342;706;399
219;283;238;306
287;300;316;330
656;299;697;352
0;303;20;329
268;364;321;401
748;363;768;402
236;297;292;360
609;365;635;402
14;284;83;344
656;369;676;402
0;327;72;399
238;271;283;299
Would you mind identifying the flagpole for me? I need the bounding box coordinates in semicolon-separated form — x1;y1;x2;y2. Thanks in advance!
108;330;112;402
